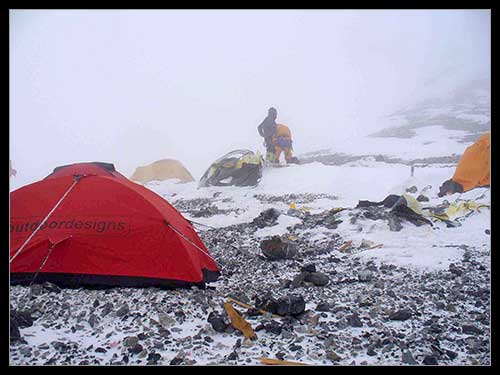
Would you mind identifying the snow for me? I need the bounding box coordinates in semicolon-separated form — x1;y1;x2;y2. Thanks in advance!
10;124;491;366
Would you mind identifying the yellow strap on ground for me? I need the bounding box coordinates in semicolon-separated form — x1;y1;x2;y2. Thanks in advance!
223;301;256;339
259;358;309;366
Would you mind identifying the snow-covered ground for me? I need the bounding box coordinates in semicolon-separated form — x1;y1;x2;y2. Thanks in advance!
10;124;491;366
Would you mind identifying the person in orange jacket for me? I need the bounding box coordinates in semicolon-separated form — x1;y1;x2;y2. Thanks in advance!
258;107;299;165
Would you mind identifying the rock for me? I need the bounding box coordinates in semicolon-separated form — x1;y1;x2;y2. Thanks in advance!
88;314;99;329
422;355;438;365
275;295;306;316
147;352;162;364
10;317;22;342
252;208;281;228
42;282;61;293
207;312;229;333
315;302;332;312
359;239;376;249
367;348;377;356
264;321;282;335
101;302;113;317
129;343;143;355
462;324;483;335
291;272;308;288
115;305;130;318
347;313;363;327
326;351;342;362
158;313;176;328
389;309;412;321
260;236;298;260
227;351;238;361
417;194;430;202
406;186;418;194
358;270;374;282
123;336;139;348
445;349;458;360
402;350;418;364
29;284;44;297
485;229;490;235
305;272;330;286
11;310;34;328
301;264;316;273
449;263;463;276
169;357;183;365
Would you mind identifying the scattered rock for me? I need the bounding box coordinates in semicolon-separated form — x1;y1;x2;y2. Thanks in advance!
358;270;374;282
422;355;438;365
260;236;298;260
389;309;412;321
207;312;229;333
402;350;418;364
305;272;330;286
462;325;484;335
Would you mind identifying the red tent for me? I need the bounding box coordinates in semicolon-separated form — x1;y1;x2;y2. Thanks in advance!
10;162;220;288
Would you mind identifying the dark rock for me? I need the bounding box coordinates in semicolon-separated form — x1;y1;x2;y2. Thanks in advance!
367;348;377;356
11;310;34;328
347;313;363;327
305;272;330;286
301;264;316;273
207;312;229;332
389;309;412;321
147;352;161;364
289;344;302;351
252;208;281;228
260;236;298;260
29;284;44;297
42;282;61;293
462;325;483;335
291;272;308;288
449;264;463;276
101;302;113;317
169;357;183;365
417;194;430;202
406;186;418;194
315;302;332;312
264;321;282;335
88;314;99;329
326;351;342;362
227;351;238;361
93;299;100;308
401;350;418;364
95;347;107;353
445;349;458;360
115;304;130;318
485;229;490;235
129;343;144;355
422;355;438;365
10;317;22;342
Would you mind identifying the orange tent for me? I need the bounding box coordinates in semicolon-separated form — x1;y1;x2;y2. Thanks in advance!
452;133;490;192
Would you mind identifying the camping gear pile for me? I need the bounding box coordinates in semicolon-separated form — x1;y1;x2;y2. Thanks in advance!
199;149;264;188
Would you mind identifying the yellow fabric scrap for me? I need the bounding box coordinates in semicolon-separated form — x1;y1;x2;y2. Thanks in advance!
223;302;256;339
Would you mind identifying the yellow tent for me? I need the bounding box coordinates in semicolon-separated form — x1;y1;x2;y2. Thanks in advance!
452;133;490;192
131;159;194;184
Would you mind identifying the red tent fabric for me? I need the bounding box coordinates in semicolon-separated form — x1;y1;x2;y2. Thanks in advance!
10;162;220;288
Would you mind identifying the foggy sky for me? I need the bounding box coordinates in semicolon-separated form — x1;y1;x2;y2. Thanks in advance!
9;9;490;189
